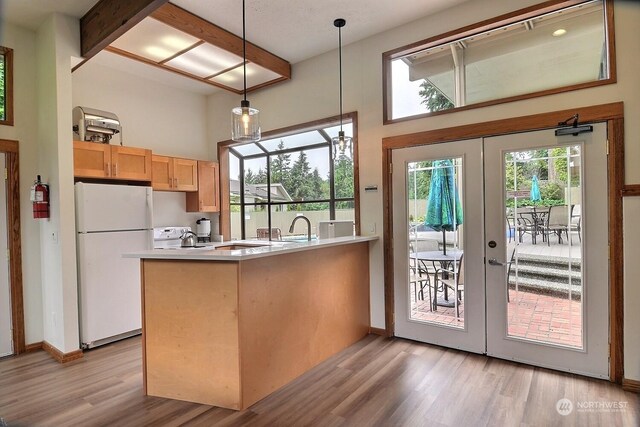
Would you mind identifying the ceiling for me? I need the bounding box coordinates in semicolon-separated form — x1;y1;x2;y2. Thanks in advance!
2;0;473;93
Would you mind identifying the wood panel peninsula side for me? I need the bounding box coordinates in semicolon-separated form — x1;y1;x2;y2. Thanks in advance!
130;237;375;410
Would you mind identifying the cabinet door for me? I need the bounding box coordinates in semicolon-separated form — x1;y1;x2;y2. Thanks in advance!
186;161;219;212
111;146;152;181
73;141;111;178
151;155;173;191
173;158;198;191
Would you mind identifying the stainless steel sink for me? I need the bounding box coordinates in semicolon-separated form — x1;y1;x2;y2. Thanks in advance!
213;243;269;250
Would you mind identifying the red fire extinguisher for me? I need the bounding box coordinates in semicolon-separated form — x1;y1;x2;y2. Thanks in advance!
31;175;50;219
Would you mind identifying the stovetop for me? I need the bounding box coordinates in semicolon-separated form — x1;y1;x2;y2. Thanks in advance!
153;226;192;248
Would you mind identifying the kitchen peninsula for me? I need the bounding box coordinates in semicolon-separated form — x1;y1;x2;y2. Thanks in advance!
126;236;376;410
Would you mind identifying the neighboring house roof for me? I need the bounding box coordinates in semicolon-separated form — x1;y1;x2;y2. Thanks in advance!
229;180;292;203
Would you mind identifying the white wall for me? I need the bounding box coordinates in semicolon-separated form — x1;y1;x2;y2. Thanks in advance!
72;59;214;230
0;23;43;345
207;0;640;380
36;14;81;354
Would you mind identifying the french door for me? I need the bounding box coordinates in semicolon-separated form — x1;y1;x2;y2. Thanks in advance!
392;123;609;378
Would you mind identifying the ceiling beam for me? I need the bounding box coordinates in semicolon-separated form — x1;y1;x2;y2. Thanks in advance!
151;2;291;80
80;0;170;59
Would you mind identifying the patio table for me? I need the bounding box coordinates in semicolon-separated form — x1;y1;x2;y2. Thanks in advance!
411;250;463;310
516;207;549;244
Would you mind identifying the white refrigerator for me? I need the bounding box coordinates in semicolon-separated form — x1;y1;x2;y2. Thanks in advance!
75;183;153;349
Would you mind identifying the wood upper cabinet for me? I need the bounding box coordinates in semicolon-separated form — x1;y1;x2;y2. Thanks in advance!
73;141;152;181
152;155;198;192
73;141;111;178
186;161;219;212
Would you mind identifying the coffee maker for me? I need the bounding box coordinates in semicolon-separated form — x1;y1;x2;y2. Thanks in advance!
196;218;211;243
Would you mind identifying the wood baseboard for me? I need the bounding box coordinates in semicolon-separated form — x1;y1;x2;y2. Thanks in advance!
369;327;387;336
622;378;640;393
42;341;83;363
24;342;43;352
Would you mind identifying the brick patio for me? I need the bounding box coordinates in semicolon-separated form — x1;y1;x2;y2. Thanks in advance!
410;288;582;348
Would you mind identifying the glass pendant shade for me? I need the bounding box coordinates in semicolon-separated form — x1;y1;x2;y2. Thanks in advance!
332;130;352;158
232;100;261;142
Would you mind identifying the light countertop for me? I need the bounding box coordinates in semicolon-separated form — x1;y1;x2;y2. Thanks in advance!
124;235;378;261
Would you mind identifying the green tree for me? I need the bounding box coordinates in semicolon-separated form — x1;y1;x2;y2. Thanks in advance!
289;151;312;205
270;140;291;188
310;168;325;199
334;154;354;199
418;80;454;112
244;168;266;184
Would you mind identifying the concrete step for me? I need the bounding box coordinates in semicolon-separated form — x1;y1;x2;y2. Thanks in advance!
511;253;582;270
508;276;582;300
509;263;582;285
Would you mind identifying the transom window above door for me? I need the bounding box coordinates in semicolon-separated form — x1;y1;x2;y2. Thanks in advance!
383;0;615;123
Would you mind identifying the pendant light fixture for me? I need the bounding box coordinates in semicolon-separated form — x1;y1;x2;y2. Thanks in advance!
231;0;261;142
332;18;352;158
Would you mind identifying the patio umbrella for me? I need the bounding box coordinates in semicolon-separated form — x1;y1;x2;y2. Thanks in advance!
424;159;463;255
530;175;541;202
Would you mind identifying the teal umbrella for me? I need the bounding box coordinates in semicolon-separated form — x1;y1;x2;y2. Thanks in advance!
425;159;463;255
531;175;541;201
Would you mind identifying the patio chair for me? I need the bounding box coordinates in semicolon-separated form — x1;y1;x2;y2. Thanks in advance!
434;254;464;318
516;207;538;244
570;204;581;243
542;205;570;245
409;256;433;307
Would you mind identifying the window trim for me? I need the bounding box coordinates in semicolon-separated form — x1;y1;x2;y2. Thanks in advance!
217;112;360;240
0;46;14;126
382;0;616;125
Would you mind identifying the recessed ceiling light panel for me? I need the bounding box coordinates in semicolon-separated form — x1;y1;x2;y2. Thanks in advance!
210;63;280;91
165;43;244;78
111;18;199;62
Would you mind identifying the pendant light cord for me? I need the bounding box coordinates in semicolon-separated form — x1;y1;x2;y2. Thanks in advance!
338;24;343;132
243;0;247;102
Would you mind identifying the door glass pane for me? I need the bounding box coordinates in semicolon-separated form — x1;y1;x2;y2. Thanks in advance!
504;145;583;348
407;158;464;328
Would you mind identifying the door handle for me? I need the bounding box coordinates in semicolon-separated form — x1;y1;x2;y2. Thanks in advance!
488;258;507;266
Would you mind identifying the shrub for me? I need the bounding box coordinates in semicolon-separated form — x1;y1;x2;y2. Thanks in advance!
541;182;563;200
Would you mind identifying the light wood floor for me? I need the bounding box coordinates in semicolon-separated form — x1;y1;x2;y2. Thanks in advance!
0;335;637;426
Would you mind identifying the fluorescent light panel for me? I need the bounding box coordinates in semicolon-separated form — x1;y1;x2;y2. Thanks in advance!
209;63;281;90
165;43;244;78
111;18;199;62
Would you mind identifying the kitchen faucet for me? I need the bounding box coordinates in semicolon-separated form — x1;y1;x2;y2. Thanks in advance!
289;216;312;241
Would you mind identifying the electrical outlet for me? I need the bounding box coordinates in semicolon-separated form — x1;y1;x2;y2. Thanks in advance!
51;231;58;243
369;223;376;234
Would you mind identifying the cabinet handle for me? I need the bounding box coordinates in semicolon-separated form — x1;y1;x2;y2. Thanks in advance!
105;163;109;176
112;163;118;177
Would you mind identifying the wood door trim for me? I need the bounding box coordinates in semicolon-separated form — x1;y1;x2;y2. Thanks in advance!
0;139;25;354
382;102;625;383
621;185;640;197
